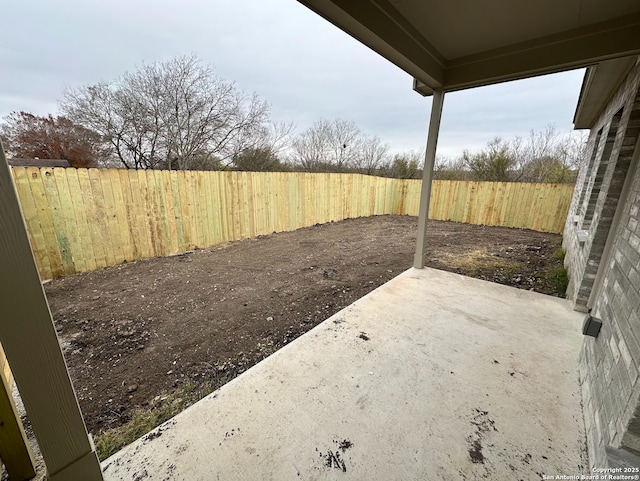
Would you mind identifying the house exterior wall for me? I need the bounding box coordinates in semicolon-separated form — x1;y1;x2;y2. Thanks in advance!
564;59;640;468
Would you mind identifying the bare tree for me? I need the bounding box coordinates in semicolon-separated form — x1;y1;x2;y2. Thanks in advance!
291;118;386;172
444;125;587;183
61;54;270;170
291;119;331;171
516;125;586;183
352;136;389;175
326;119;362;170
229;121;294;171
228;120;294;165
61;83;155;169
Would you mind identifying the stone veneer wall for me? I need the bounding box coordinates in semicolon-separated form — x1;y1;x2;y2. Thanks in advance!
564;59;640;468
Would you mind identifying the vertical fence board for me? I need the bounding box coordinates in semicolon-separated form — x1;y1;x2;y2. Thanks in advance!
170;170;185;250
226;172;238;241
259;173;266;234
204;171;217;245
196;171;207;246
127;171;148;258
108;169;134;262
180;171;194;248
213;172;229;243
307;174;314;225
271;173;280;232
117;169;140;259
41;169;71;276
411;179;419;214
251;173;262;235
88;168;116;267
297;174;306;228
235;172;244;238
78;169;107;268
136;170;154;257
12;168;52;277
326;174;336;221
514;181;529;228
269;173;278;232
182;171;197;248
148;170;166;257
246;172;256;238
68;169;99;272
503;181;517;227
53;168;83;274
29;167;64;275
239;172;249;239
490;183;506;226
195;171;208;246
156;170;173;256
191;172;203;246
287;174;297;231
98;169;124;265
324;174;332;221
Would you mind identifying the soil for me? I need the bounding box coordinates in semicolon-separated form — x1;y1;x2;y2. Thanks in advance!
42;216;565;444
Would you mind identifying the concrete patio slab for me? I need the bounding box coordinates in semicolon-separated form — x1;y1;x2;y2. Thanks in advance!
102;267;588;480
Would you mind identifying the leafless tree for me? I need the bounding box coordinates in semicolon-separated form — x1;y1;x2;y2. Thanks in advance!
228;120;294;165
291;119;331;171
352;136;389;175
516;125;587;183
61;54;270;170
291;118;387;173
441;125;587;183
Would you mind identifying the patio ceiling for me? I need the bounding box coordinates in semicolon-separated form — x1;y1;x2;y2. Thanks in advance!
297;0;640;95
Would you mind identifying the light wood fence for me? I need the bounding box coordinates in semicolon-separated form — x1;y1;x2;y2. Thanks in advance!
10;167;574;279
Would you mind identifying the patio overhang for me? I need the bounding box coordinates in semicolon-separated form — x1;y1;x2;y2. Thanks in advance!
297;0;640;95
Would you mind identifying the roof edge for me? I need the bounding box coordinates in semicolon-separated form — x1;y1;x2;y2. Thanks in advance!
573;56;638;129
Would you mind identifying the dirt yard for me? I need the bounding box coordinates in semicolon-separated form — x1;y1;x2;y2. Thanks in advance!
41;215;567;458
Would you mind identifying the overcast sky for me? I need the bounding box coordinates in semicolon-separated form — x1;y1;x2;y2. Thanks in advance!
1;0;587;159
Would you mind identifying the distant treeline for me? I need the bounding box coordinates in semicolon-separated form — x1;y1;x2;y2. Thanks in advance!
0;54;584;183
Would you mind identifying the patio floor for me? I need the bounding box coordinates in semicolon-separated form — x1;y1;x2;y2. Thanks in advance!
101;267;588;480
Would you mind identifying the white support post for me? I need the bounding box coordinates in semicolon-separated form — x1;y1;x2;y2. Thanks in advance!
0;143;103;480
414;89;445;268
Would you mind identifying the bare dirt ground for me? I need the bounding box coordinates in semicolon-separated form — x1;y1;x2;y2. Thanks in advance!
32;215;566;461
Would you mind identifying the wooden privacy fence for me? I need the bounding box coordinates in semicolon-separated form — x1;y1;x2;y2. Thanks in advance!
10;167;574;280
